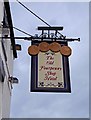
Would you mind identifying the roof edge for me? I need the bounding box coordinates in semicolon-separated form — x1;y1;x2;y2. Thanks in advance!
4;1;17;58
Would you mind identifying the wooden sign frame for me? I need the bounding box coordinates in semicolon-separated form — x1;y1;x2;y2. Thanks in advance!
30;41;71;93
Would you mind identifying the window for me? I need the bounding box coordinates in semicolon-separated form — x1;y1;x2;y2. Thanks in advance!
0;55;5;82
1;7;8;62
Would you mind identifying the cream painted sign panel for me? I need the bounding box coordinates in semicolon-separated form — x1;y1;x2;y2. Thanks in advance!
38;50;64;88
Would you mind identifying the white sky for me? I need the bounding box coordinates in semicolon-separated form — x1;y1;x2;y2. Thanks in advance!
9;2;89;118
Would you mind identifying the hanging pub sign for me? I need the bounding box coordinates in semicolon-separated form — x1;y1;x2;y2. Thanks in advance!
28;41;71;92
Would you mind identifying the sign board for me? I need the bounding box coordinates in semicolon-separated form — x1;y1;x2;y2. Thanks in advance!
31;41;71;92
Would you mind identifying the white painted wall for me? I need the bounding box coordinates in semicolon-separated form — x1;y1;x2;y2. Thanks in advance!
0;1;4;119
0;0;14;119
0;0;3;25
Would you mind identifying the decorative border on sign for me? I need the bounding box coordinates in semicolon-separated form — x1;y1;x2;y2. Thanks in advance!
39;82;64;88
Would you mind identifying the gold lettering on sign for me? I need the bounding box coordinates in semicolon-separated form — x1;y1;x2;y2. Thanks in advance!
38;51;64;88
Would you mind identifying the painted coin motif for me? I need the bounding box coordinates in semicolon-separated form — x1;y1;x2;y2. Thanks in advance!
39;42;50;52
60;45;72;56
50;42;61;52
28;45;39;55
